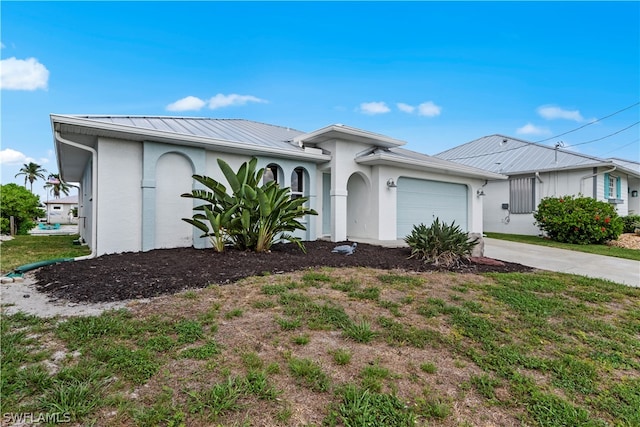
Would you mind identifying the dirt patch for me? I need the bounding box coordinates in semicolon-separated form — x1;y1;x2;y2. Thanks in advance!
33;241;531;304
607;233;640;250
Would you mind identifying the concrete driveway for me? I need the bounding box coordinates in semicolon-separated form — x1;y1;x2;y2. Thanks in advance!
484;238;640;288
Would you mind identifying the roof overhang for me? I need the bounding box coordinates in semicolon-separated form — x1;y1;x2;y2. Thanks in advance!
51;115;331;181
294;124;406;148
356;151;507;180
507;162;640;178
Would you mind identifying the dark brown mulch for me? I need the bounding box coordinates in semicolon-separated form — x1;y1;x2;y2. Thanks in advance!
33;241;532;303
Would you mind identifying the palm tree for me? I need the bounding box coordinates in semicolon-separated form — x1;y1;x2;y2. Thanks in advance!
44;173;71;199
15;162;47;193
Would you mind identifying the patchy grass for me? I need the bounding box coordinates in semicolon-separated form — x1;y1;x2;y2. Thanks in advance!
0;234;91;273
2;268;639;426
485;232;640;261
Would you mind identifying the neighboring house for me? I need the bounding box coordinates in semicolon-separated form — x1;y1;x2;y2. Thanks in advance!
44;195;78;224
51;115;505;256
436;134;640;235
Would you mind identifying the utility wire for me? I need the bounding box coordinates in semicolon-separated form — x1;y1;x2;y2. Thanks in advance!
533;101;640;143
445;102;640;161
564;121;640;148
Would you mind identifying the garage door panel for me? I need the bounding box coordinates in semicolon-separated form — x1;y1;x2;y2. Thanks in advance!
397;177;467;238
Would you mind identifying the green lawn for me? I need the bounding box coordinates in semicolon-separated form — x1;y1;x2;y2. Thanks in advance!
2;268;639;426
485;232;640;261
0;234;91;274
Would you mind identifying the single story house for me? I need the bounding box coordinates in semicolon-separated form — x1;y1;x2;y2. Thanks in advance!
51;115;505;256
435;134;640;235
44;195;78;224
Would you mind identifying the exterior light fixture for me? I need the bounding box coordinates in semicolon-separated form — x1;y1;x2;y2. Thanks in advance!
386;178;397;188
477;189;486;197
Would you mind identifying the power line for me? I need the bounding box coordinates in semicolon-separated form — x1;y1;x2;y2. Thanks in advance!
564;121;640;148
444;102;640;161
533;101;639;144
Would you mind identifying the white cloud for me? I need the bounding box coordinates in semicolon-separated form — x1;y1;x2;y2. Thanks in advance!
0;148;30;165
396;103;415;114
0;148;49;166
537;105;584;122
417;101;442;117
166;93;268;112
359;101;390;115
0;57;49;90
516;123;550;136
208;93;267;109
166;96;207;112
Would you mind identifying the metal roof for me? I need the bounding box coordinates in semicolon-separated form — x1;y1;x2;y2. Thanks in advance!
435;134;637;175
72;116;305;150
355;147;507;180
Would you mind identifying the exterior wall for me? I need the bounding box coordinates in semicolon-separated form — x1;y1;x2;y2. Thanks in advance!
484;167;637;236
79;159;94;248
154;153;194;248
96;137;143;255
314;139;486;242
628;176;640;215
45;202;77;224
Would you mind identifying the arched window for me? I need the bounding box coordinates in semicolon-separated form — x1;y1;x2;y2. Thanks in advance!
263;163;280;185
291;167;304;200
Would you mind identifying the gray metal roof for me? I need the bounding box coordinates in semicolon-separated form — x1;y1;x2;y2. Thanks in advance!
74;116;305;150
435;134;632;175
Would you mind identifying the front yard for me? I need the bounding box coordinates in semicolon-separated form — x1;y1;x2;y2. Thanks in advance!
2;267;639;426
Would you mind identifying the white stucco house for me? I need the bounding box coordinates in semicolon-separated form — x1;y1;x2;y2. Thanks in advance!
436;134;640;235
44;195;78;225
51;115;505;256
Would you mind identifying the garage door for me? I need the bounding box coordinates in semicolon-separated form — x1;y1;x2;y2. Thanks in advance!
396;177;468;239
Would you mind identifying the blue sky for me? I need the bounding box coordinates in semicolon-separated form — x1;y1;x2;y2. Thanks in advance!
2;1;639;201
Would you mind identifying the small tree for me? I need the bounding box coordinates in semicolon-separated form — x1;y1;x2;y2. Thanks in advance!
534;195;623;244
0;183;45;235
182;157;317;253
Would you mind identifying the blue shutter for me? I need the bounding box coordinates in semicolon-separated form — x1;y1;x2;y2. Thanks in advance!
604;173;610;199
616;176;621;199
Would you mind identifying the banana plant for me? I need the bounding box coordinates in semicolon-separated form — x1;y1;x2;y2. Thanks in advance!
182;157;317;253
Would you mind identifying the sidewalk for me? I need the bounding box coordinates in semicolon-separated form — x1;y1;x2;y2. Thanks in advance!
484;238;640;288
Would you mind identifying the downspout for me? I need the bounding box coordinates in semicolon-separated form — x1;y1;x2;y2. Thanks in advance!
580;166;616;197
55;130;98;260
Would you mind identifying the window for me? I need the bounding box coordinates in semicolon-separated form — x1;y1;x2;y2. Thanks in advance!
263;164;280;185
604;172;621;199
509;177;535;214
291;168;304;200
53;206;62;210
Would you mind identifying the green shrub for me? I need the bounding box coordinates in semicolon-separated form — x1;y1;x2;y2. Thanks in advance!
620;215;640;233
534;195;623;244
404;218;478;267
182;157;317;253
0;183;44;235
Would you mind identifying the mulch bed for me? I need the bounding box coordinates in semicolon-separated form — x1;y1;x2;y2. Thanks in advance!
34;241;532;303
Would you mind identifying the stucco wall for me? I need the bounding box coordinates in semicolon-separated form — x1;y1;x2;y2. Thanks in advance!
484;167;637;235
96;137;143;254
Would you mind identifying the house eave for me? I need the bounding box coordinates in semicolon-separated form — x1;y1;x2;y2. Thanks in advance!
506;162;640;178
356;152;507;180
293;124;406;148
51;114;332;163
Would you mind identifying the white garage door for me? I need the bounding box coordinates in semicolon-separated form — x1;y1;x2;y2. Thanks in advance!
396;177;468;239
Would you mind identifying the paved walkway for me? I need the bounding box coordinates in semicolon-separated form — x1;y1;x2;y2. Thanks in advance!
484;238;640;287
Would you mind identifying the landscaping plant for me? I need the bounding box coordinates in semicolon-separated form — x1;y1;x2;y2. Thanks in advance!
534;195;623;244
404;218;478;267
0;183;45;235
182;157;317;253
620;214;640;234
